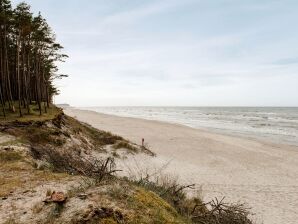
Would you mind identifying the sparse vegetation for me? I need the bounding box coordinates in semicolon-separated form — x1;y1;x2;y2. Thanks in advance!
1;110;154;157
0;105;62;123
122;168;252;224
3;218;19;224
129;187;186;223
0;150;22;162
44;203;65;224
31;202;44;214
0;155;69;197
66;178;94;198
112;140;139;153
0;112;253;223
191;198;252;224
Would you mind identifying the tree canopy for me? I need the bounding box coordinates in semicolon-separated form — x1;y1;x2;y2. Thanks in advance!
0;0;68;117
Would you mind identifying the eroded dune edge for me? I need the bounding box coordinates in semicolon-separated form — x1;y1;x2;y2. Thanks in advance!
0;107;253;224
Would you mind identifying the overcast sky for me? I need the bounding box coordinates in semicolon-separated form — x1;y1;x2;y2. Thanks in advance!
12;0;298;106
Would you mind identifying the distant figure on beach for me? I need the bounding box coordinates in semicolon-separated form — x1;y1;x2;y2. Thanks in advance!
142;138;144;147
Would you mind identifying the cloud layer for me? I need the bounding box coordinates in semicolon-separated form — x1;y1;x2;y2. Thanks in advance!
12;0;298;106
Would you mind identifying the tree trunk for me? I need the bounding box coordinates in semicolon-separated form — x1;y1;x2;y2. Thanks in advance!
16;36;22;117
4;25;13;111
0;85;6;117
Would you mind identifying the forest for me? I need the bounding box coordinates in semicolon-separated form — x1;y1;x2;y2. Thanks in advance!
0;0;67;118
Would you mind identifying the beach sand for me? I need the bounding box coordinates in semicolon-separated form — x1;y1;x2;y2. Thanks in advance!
65;108;298;224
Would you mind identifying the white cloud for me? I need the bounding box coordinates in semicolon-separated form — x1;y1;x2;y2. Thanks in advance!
14;0;297;106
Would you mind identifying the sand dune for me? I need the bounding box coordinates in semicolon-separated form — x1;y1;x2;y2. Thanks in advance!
65;108;298;224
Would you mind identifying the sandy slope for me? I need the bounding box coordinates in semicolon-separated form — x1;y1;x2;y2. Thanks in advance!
65;108;298;224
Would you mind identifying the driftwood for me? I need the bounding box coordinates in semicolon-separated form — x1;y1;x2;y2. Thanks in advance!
31;145;121;184
191;197;252;224
80;157;122;183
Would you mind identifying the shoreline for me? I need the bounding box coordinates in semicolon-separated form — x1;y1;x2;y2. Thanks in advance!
65;107;298;224
78;107;298;147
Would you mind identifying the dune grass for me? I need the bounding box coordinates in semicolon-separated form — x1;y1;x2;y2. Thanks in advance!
0;109;253;224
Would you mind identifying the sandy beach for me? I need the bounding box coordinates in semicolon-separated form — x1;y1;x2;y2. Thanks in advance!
65;107;298;224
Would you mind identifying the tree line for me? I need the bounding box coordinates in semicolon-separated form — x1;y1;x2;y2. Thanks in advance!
0;0;68;117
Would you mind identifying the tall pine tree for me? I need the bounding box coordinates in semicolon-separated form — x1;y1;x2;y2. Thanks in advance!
0;0;68;118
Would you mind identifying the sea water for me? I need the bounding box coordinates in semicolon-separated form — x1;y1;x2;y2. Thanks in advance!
82;107;298;146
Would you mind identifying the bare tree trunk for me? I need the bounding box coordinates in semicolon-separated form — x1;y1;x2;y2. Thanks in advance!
26;50;31;114
45;84;50;108
0;85;6;118
16;36;22;117
4;25;14;111
42;66;47;113
35;55;42;116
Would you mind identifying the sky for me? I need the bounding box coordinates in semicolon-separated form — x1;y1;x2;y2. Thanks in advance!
11;0;298;106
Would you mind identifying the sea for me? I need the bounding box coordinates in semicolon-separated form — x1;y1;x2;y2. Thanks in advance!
82;107;298;146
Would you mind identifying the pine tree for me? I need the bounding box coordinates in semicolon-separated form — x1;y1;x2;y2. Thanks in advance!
0;0;67;118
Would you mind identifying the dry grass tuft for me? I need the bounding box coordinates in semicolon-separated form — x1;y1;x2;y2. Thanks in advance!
0;151;22;163
31;202;44;214
112;140;139;153
3;218;19;224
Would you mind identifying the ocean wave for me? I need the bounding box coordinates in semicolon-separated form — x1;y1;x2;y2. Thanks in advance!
84;107;298;146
